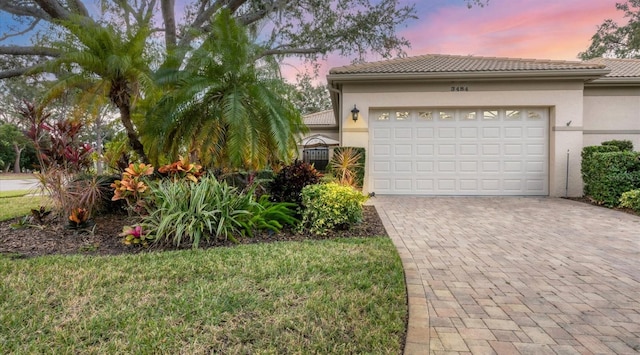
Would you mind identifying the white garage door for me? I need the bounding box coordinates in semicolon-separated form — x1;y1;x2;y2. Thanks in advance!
369;108;548;195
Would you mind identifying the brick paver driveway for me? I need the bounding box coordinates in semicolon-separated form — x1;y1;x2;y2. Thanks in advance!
373;197;640;354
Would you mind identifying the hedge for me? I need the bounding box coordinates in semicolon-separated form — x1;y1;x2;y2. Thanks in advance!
602;139;633;152
581;145;620;197
583;151;640;206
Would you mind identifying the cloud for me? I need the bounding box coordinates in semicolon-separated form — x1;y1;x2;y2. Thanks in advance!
406;0;626;60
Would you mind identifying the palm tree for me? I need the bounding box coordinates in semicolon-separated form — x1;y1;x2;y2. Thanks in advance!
144;9;306;171
43;17;153;162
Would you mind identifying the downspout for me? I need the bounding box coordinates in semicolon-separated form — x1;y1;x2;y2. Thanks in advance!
328;85;343;146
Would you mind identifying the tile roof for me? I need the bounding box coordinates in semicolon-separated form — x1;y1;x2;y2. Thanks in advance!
585;58;640;77
303;110;336;126
329;54;607;75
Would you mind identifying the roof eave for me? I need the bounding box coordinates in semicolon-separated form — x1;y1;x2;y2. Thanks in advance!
327;69;611;84
585;77;640;86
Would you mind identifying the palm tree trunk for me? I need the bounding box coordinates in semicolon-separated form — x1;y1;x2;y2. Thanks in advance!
118;104;148;163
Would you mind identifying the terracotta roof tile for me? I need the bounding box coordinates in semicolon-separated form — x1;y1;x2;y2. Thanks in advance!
329;54;606;75
585;57;640;77
303;110;335;126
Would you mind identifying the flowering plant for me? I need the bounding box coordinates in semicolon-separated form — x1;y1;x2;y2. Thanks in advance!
120;225;154;247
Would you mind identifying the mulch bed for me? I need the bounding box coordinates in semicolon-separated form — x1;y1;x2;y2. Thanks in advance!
563;196;640;217
0;206;388;258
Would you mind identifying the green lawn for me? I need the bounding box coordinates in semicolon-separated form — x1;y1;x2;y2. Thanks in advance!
0;237;407;353
0;193;49;221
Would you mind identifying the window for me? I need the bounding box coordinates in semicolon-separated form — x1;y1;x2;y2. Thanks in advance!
463;111;477;120
506;110;522;120
377;112;390;121
439;111;454;120
418;111;433;121
396;111;410;120
527;110;542;120
483;110;498;120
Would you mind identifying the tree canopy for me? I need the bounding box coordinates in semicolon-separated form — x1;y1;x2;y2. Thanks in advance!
580;0;640;59
0;0;487;169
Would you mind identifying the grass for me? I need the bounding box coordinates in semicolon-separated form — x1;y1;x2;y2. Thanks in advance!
0;190;29;198
0;237;407;353
0;194;49;221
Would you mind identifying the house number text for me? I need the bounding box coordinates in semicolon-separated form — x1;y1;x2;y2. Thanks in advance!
451;86;469;92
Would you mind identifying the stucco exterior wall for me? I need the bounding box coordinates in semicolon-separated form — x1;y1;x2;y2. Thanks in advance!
339;80;586;197
583;87;640;149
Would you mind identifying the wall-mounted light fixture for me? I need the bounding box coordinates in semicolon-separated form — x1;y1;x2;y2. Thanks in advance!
351;104;360;122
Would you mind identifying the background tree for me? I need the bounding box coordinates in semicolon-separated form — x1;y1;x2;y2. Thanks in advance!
292;73;332;115
0;123;32;172
146;10;306;170
580;0;640;59
0;0;486;162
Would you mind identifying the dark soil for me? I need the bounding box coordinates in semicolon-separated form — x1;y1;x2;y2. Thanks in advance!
0;206;388;258
563;196;640;216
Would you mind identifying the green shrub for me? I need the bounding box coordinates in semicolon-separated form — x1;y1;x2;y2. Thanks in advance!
581;145;620;197
143;175;297;248
300;182;368;235
247;195;299;235
620;189;640;212
602;139;633;152
145;176;256;247
585;151;640;206
267;160;321;206
331;147;365;188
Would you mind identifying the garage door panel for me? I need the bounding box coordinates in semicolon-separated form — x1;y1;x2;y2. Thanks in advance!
460;144;478;155
504;127;523;138
527;144;545;155
482;127;500;138
416;179;434;191
417;144;434;156
373;128;391;139
417;128;434;138
394;161;412;173
459;179;478;191
416;161;434;172
504;144;522;155
437;179;456;191
394;128;412;139
460;127;478;138
438;161;456;172
373;161;391;173
527;127;545;138
438;144;456;155
503;161;523;172
482;161;500;173
438;127;456;139
460;161;478;172
369;108;548;195
394;144;412;156
482;144;500;155
394;179;413;191
373;144;391;155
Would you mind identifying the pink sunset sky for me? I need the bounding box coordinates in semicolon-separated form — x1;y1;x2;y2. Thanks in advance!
282;0;627;83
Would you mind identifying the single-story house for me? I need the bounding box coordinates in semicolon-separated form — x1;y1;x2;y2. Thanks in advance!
326;54;640;197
